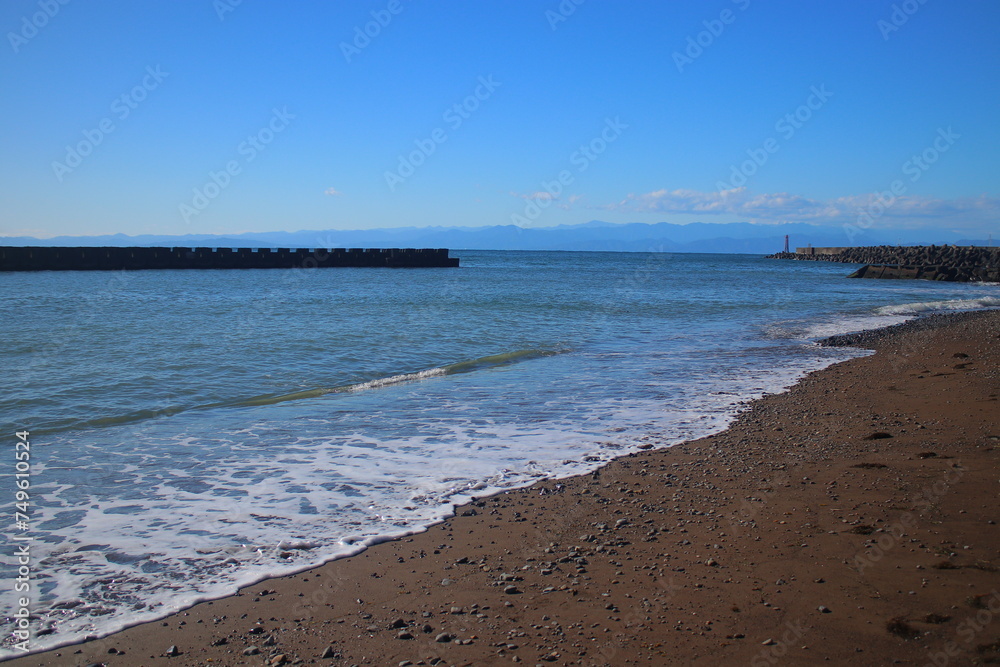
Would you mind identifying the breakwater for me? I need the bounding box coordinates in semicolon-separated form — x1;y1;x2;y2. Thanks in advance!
0;246;459;272
767;245;1000;282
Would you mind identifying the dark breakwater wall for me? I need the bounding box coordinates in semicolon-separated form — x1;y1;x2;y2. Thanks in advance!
0;247;459;272
844;263;999;282
767;245;1000;282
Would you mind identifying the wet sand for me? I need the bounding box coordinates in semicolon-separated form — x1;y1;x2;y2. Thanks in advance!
10;310;1000;666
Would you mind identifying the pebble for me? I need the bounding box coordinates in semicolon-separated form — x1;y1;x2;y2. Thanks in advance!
164;645;179;657
243;646;260;656
122;312;993;666
321;646;337;659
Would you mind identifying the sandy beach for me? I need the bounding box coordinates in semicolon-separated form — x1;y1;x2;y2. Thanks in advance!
10;309;1000;667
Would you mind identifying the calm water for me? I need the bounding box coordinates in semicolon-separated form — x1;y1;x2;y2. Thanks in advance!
1;250;998;655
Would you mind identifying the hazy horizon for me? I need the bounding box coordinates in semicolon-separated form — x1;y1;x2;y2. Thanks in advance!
3;218;994;256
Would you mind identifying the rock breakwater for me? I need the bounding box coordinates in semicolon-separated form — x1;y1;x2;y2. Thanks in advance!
767;245;999;282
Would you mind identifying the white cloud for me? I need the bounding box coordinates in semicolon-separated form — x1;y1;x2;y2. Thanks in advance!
607;187;1000;229
324;187;343;196
509;190;557;201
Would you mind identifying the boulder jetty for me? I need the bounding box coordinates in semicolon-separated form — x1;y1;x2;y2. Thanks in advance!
767;245;999;282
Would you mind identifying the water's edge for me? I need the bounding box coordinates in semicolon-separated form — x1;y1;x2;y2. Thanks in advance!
14;310;980;661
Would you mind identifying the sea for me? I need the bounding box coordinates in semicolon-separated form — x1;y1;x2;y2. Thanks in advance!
1;250;998;657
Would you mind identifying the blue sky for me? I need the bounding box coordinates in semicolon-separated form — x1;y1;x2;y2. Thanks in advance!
2;0;998;238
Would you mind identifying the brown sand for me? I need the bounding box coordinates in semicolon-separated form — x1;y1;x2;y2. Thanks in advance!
10;311;1000;666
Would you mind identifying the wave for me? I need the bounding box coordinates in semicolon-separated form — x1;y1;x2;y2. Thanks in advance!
874;296;1000;316
443;348;561;374
38;348;565;435
231;348;563;407
766;294;1000;342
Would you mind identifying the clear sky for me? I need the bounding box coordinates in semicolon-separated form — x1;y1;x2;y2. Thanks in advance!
2;0;998;238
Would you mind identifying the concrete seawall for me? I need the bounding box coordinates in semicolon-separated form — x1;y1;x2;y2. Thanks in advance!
792;246;858;256
0;246;460;272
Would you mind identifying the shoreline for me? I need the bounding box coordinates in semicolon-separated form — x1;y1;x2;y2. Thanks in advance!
8;309;1000;665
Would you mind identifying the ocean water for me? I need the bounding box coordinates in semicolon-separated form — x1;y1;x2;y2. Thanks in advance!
1;250;998;656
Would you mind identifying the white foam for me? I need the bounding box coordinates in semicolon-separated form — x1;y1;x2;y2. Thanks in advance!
772;295;1000;343
874;296;1000;316
0;324;887;658
798;314;912;340
2;345;866;658
346;367;447;392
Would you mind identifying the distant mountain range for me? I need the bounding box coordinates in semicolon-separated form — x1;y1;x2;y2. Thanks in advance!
1;221;992;254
